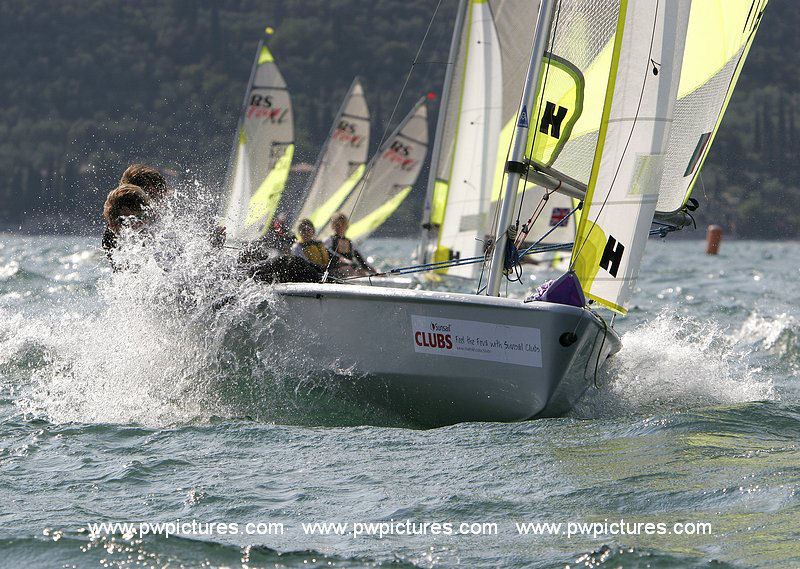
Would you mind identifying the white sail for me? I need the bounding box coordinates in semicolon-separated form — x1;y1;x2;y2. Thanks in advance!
434;0;503;278
319;97;428;241
570;0;691;313
294;78;370;231
222;39;294;242
423;0;541;277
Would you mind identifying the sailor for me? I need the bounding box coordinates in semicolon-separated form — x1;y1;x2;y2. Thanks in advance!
291;218;334;269
325;212;374;276
120;163;168;201
238;215;324;283
103;183;153;234
102;164;170;258
238;212;294;264
102;183;155;271
101;165;322;285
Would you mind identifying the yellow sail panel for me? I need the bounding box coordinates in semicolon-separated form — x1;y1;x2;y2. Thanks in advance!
430;179;449;226
572;0;691;314
527;56;584;167
678;0;763;99
308;163;366;231
346;186;413;240
258;45;274;64
656;0;768;213
491;38;616;203
245;144;294;231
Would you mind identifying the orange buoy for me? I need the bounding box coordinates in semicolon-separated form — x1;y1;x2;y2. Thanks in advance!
705;225;722;255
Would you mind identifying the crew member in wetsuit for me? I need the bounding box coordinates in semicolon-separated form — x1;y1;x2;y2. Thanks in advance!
325;212;374;276
102;164;170;260
237;212;294;264
102;165;321;284
102;184;154;271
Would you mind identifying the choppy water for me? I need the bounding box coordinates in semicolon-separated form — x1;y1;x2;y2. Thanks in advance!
1;227;798;568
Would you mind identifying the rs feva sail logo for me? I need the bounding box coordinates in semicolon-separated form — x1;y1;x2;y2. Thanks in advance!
528;54;584;166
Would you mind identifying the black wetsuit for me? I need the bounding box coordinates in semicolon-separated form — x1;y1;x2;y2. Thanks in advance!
101;226;121;271
326;235;370;270
245;255;325;283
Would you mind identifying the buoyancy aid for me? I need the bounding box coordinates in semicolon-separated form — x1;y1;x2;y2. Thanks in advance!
301;240;330;267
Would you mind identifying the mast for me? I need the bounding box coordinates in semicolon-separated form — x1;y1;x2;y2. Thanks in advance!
418;0;468;263
485;0;556;296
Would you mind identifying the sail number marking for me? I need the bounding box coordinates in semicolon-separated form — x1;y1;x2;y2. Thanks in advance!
599;235;625;277
332;120;365;147
383;141;418;171
539;101;569;139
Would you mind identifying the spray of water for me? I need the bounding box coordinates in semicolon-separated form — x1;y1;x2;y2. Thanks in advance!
573;309;778;418
7;184;301;426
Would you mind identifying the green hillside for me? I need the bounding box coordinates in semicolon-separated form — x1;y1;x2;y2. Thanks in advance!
0;0;796;238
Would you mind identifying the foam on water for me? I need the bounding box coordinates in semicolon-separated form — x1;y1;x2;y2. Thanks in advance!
4;187;292;427
574;309;778;418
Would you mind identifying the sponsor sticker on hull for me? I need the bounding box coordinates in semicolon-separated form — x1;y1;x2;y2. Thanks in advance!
411;315;542;368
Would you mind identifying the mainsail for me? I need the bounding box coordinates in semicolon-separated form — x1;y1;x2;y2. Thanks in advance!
222;35;294;242
564;0;692;313
294;77;370;231
319;96;428;241
422;0;541;278
514;0;768;312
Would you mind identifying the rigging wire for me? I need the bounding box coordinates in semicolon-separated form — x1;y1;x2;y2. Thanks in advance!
340;222;676;282
516;0;563;228
477;0;563;294
342;0;445;223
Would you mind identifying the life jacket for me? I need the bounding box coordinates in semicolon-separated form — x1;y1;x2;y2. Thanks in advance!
301;240;330;267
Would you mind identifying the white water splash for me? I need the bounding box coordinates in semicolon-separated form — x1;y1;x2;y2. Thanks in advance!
733;312;799;352
574;310;777;418
6;185;294;427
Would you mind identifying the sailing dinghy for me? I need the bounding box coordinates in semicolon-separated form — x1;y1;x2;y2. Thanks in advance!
261;0;765;427
222;30;294;241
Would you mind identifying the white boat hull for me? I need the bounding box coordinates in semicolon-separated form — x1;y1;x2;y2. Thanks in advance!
262;283;621;427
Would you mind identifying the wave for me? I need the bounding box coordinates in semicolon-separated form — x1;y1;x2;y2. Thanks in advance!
0;531;417;569
733;311;800;367
573;310;777;418
4;189;412;428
